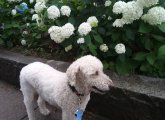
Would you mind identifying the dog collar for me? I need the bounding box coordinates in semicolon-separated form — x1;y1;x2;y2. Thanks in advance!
68;83;84;97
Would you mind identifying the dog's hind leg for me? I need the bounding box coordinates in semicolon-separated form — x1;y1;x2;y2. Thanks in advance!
21;83;36;120
37;96;50;116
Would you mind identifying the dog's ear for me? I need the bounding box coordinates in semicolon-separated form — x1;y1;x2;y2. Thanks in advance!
66;64;80;86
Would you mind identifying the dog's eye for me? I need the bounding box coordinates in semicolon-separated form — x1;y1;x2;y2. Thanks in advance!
91;71;99;76
95;71;99;75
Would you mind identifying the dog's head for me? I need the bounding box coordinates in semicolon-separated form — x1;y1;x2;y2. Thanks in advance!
66;55;113;95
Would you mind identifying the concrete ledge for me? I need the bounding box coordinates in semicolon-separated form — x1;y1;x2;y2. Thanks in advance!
0;50;165;120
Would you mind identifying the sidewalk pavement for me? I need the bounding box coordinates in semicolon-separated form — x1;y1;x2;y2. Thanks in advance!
0;81;108;120
0;81;61;120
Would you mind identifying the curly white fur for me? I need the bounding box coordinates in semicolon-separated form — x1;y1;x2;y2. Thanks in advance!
20;55;113;120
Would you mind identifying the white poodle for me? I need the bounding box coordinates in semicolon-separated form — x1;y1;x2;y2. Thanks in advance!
20;55;113;120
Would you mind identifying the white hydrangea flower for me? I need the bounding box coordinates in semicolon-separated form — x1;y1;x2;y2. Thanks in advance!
11;9;17;16
102;14;106;19
59;0;63;3
32;14;43;26
108;16;112;20
87;16;98;27
36;0;48;3
48;26;64;43
100;44;109;52
32;14;40;21
105;0;111;7
30;8;35;14
34;2;46;13
123;2;143;23
77;38;85;44
61;23;75;39
30;0;34;4
65;45;72;52
7;0;22;2
21;39;26;46
141;6;165;25
113;1;143;27
60;6;71;17
136;0;158;8
115;43;126;54
23;31;28;35
113;19;125;27
113;1;127;14
78;22;92;36
47;6;60;20
26;23;30;27
93;2;98;7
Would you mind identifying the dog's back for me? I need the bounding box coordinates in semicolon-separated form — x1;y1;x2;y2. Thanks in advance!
20;62;67;99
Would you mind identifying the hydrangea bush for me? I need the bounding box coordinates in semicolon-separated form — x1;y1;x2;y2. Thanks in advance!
1;0;165;77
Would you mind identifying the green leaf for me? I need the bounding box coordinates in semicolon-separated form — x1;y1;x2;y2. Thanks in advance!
147;53;155;65
68;17;76;25
0;38;4;45
88;43;97;55
158;22;165;33
103;61;109;69
138;22;152;33
84;35;92;45
140;62;151;72
116;62;129;75
133;52;148;61
152;34;165;42
158;45;165;57
144;39;153;50
98;27;106;35
6;41;13;48
111;32;120;41
125;28;135;40
93;34;103;43
36;34;41;39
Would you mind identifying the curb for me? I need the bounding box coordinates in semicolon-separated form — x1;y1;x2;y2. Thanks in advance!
0;50;165;120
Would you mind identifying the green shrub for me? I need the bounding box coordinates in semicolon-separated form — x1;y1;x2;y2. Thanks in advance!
1;0;165;77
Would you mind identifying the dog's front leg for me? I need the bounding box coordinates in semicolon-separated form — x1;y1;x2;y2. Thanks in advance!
62;110;76;120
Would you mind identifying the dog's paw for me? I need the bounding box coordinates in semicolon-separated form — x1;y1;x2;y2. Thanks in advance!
40;109;50;116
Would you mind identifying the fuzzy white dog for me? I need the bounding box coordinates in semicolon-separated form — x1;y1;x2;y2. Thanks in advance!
20;55;113;120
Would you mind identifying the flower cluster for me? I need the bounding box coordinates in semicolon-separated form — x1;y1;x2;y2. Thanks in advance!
48;23;74;43
105;0;111;7
48;26;63;43
47;6;60;20
60;6;71;17
112;1;127;14
32;14;43;26
115;43;126;54
34;2;46;13
61;23;75;39
136;0;158;8
11;9;17;16
87;16;98;27
141;7;165;25
36;0;48;3
113;1;143;27
100;44;109;52
78;22;92;36
30;0;34;4
21;39;26;46
77;38;85;44
32;14;40;21
7;0;22;3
